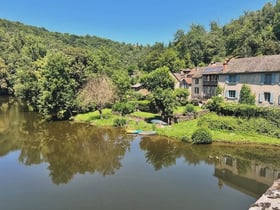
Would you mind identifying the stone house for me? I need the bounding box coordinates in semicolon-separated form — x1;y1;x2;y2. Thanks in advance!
170;68;194;99
191;63;223;100
219;54;280;106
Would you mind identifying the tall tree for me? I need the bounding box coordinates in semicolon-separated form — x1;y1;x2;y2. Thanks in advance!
37;52;77;120
140;66;174;91
150;88;176;119
239;84;255;105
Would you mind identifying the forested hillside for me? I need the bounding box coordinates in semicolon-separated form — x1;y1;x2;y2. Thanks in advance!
0;0;280;119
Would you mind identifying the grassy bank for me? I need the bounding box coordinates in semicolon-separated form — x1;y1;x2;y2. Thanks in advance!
74;109;280;146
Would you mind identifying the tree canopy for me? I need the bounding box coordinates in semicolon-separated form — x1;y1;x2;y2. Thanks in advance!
1;1;280;119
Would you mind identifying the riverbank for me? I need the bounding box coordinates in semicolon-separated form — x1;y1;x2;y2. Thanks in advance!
73;109;280;146
249;179;280;210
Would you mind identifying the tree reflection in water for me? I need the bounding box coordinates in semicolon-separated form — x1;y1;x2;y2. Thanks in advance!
19;122;133;184
0;96;133;185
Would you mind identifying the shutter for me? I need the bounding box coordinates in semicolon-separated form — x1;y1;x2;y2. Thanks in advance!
270;93;274;104
278;95;280;105
235;91;239;100
225;90;229;98
260;74;264;84
258;93;263;103
272;73;276;85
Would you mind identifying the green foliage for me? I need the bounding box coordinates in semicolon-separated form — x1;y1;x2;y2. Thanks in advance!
198;113;280;139
174;88;189;105
239;84;255;105
111;70;131;101
185;104;195;113
113;118;127;127
36;52;77;120
150;88;176;118
204;96;223;111
112;101;136;116
136;100;151;112
191;128;212;144
215;85;223;96
140;66;175;91
190;98;199;106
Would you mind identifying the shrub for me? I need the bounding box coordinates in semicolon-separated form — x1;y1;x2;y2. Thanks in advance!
113;118;127;127
112;101;136;116
185;104;195;113
191;128;212;144
137;100;151;112
191;98;199;106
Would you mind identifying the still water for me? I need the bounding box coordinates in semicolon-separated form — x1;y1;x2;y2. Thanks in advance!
0;97;280;210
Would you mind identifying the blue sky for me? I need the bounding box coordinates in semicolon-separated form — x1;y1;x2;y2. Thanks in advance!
0;0;274;45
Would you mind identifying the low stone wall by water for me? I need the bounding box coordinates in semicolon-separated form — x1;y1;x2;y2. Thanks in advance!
249;179;280;210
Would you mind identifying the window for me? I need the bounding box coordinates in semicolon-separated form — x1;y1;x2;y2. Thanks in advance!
228;75;236;83
259;92;274;104
195;79;199;84
264;92;271;102
261;73;275;85
228;90;236;98
194;87;199;94
264;74;272;84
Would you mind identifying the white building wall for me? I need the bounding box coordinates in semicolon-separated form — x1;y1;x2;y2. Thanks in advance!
218;72;280;106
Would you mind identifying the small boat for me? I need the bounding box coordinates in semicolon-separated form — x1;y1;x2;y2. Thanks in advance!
126;129;142;134
138;130;157;135
150;119;167;125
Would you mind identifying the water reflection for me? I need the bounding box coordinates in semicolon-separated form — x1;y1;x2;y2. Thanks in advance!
140;136;280;197
1;96;280;197
0;97;133;184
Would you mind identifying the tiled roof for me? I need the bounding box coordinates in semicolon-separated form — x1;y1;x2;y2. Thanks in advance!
191;65;223;78
224;54;280;74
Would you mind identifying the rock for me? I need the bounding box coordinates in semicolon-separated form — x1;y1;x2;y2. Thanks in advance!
249;179;280;210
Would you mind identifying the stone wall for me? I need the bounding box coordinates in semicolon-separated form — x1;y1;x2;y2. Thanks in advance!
248;179;280;210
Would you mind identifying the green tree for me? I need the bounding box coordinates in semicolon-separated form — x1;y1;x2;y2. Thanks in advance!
158;48;185;72
239;84;255;105
37;52;77;120
174;88;189;105
141;66;174;91
150;88;176;118
111;70;131;101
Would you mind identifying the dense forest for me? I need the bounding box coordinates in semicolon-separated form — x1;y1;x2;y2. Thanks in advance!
1;1;280;119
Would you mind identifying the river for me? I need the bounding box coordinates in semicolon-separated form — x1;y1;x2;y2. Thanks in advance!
0;96;280;210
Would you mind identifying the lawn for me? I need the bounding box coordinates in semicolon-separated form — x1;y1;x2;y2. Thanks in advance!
173;105;202;115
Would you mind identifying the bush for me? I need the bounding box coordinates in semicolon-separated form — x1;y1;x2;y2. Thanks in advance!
137;100;151;112
185;104;195;113
191;128;212;144
113;118;127;127
112;101;136;116
191;99;199;106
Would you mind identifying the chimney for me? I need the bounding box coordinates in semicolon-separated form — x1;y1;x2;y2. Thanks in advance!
223;61;227;71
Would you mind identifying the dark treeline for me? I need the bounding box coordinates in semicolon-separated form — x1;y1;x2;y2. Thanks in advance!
1;1;280;119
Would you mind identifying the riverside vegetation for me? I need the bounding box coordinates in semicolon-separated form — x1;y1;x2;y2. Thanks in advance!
74;98;280;145
1;2;280;145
